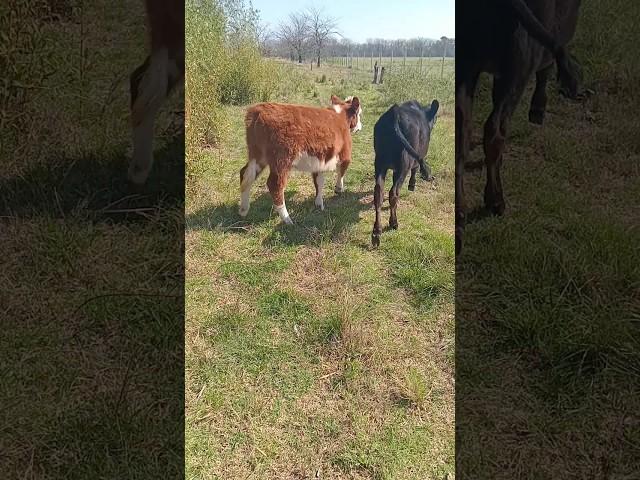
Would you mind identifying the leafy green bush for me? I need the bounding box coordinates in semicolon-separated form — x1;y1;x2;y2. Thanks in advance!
186;0;284;181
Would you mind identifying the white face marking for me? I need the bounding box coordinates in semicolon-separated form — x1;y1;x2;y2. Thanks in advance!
314;173;325;210
292;152;339;173
332;104;342;113
351;106;363;133
274;203;293;224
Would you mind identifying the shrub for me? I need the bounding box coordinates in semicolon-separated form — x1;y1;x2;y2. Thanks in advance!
186;0;281;180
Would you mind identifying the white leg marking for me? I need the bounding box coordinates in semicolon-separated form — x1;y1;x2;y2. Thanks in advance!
335;174;345;193
314;173;325;210
128;48;169;185
239;160;259;217
274;203;293;225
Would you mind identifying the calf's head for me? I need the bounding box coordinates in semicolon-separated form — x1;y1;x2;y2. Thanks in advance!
330;95;363;133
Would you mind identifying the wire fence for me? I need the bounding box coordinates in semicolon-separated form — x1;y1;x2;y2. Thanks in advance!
326;56;455;79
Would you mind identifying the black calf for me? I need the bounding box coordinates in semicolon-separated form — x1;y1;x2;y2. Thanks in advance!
455;0;584;254
371;99;439;247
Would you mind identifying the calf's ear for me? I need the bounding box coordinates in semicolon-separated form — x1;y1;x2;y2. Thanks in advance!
330;95;341;105
351;96;360;110
429;99;440;119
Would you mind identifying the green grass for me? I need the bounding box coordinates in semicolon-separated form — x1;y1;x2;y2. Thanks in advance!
456;1;640;478
327;56;455;75
1;2;184;478
185;60;455;478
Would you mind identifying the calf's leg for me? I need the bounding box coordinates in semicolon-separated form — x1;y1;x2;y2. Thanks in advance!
267;169;293;224
313;173;325;210
529;64;552;125
483;75;527;216
128;48;181;185
371;170;386;247
239;159;264;216
455;75;478;254
335;160;350;194
408;165;418;191
389;168;408;230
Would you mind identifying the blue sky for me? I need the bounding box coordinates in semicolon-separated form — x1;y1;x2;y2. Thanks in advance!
250;0;455;43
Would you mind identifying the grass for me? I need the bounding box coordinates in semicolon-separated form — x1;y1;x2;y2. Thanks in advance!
327;56;455;75
185;60;455;478
456;1;640;478
1;2;184;478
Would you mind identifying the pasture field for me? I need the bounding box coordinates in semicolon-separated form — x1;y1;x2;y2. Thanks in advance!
1;1;184;478
457;0;640;478
327;56;454;77
185;60;455;477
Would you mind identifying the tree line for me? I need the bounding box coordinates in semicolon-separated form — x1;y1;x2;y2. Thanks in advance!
259;7;455;65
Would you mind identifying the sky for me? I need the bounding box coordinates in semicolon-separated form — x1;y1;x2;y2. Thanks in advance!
250;0;455;43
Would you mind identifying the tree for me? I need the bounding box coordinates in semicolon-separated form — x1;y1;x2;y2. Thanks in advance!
220;0;260;45
277;11;309;63
256;21;272;55
305;6;338;67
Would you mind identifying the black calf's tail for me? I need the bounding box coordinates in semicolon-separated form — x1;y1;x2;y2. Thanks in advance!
505;0;581;97
392;106;423;161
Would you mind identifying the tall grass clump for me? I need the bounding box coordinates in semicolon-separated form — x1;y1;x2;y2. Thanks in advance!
186;0;279;181
185;0;227;179
1;0;56;170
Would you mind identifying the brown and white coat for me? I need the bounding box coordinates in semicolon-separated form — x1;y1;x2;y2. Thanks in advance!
240;95;362;224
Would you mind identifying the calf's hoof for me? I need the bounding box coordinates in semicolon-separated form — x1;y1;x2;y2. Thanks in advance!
371;233;380;248
487;202;505;216
528;109;545;125
334;187;344;194
389;220;398;230
127;164;151;186
408;184;416;192
484;191;505;216
238;207;249;217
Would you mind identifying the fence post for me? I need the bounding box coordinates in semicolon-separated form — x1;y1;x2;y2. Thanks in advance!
379;67;385;84
441;40;447;78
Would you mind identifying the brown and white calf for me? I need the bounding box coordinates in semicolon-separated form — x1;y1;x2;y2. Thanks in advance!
128;0;184;185
239;95;363;224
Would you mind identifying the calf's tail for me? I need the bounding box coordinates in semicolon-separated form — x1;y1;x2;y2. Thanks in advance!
392;107;423;161
505;0;581;97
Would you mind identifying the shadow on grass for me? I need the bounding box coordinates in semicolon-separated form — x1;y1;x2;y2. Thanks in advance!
466;206;494;225
186;190;372;248
0;135;184;222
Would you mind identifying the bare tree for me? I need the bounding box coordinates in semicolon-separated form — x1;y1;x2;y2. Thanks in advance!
277;12;309;63
305;6;338;67
256;21;272;55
